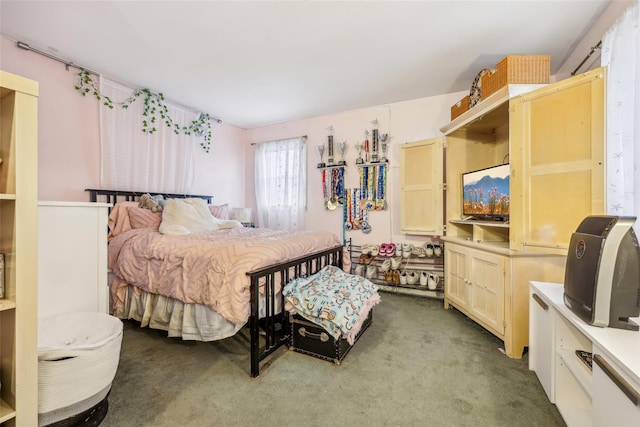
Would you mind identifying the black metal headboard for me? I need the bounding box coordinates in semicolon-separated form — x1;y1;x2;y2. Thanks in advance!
85;188;213;206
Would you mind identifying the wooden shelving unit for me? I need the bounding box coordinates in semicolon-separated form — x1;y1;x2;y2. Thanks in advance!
0;70;39;426
350;244;445;299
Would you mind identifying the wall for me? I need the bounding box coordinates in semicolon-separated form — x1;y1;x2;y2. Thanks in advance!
1;0;627;235
1;32;461;245
1;36;99;201
245;91;465;248
244;0;634;248
0;36;248;208
554;0;634;80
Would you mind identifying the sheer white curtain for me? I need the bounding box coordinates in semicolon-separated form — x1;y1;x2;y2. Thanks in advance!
99;77;197;194
601;0;640;233
254;137;307;231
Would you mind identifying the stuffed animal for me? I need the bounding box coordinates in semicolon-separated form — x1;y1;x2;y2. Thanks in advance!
139;193;163;212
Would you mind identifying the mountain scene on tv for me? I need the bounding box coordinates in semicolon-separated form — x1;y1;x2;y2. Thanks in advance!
463;173;510;217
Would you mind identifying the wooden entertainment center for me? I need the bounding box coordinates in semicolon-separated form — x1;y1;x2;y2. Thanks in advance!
440;67;606;358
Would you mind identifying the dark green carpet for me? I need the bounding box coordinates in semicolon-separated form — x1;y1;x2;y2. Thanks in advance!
100;293;564;427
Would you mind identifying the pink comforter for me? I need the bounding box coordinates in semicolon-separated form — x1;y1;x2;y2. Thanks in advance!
108;227;347;325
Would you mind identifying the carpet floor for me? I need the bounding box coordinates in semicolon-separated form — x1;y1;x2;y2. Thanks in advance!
99;292;565;427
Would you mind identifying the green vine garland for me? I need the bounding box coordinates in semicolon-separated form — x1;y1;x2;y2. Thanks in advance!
75;69;212;153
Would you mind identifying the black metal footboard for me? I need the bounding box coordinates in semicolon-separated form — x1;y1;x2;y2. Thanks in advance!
245;244;345;377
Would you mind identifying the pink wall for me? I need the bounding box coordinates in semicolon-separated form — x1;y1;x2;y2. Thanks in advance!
1;33;463;246
245;92;465;249
3;0;622;240
1;37;100;201
0;36;248;208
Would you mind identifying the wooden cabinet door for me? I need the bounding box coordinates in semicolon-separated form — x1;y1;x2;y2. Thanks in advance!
444;244;469;308
399;138;444;235
468;249;505;335
510;67;605;254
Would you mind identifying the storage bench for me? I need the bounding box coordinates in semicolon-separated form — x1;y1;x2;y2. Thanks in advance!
290;309;373;365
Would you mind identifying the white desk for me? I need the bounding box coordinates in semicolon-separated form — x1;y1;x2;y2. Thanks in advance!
529;281;640;427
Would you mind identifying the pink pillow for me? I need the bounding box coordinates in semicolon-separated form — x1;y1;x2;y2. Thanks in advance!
127;207;162;229
208;204;229;220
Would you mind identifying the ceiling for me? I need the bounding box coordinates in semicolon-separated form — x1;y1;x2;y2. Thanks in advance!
0;1;611;129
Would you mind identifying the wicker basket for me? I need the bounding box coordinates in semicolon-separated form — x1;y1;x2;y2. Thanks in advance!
38;312;123;424
450;95;470;120
481;55;550;100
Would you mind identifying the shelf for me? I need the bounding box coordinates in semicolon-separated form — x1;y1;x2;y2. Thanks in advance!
0;299;16;311
0;70;39;426
376;283;443;298
449;219;509;228
443;236;511;254
440;84;546;136
558;348;593;398
317;164;346;170
0;398;16;423
356;161;388;168
351;243;444;299
555;403;591;427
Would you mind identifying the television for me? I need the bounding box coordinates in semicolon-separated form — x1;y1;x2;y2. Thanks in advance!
462;163;510;221
563;215;640;331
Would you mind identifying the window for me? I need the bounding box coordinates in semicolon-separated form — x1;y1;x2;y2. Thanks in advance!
254;137;306;231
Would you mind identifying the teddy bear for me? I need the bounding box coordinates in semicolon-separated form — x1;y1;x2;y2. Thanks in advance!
139;193;164;212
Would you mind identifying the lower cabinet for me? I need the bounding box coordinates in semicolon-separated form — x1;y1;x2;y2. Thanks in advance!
530;281;640;427
529;288;556;402
444;239;565;358
445;243;504;336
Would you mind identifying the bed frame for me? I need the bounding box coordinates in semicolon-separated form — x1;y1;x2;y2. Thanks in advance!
86;188;345;377
245;246;344;376
86;188;213;206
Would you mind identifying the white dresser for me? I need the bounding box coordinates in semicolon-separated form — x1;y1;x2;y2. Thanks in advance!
529;281;640;427
38;202;111;319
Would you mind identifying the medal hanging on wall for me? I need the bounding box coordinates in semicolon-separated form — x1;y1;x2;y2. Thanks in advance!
376;164;387;210
325;167;343;211
343;188;351;231
347;185;370;234
360;165;376;211
344;187;362;231
321;169;327;205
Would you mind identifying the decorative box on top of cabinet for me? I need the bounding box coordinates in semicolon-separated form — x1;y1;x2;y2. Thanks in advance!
441;68;605;358
0;70;39;426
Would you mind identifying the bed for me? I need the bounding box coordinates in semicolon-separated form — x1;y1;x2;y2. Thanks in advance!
87;188;349;377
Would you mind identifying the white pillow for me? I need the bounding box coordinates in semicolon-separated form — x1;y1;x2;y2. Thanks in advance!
159;198;242;235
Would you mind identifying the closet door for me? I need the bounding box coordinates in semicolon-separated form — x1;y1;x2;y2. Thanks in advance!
399;138;444;235
510;67;605;254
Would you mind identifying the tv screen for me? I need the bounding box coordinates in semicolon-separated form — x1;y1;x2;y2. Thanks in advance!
462;164;510;220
